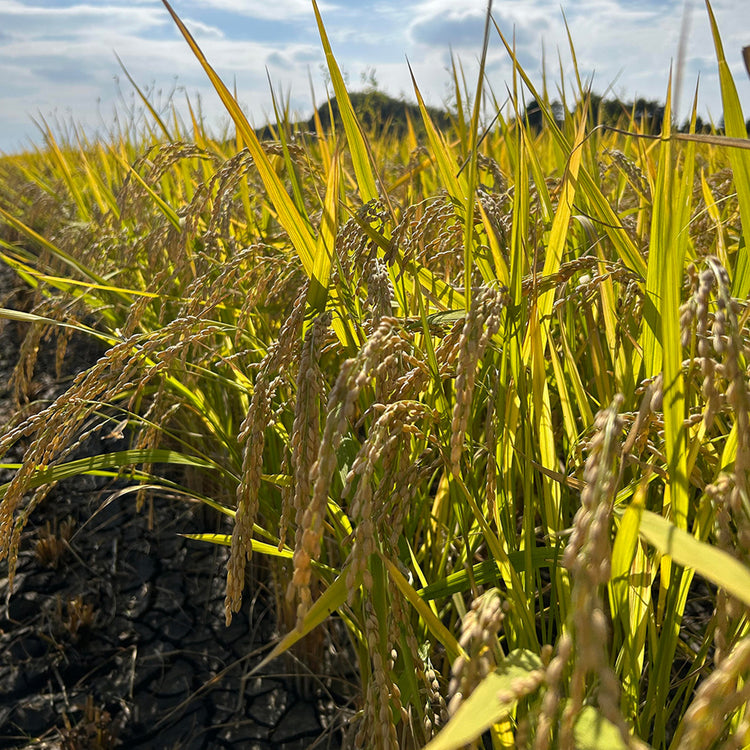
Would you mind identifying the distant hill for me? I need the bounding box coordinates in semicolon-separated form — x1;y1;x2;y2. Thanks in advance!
255;89;749;142
256;90;453;140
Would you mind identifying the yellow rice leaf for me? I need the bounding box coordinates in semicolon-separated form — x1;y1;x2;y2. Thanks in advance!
408;64;466;204
307;148;340;314
574;705;641;750
537;98;588;320
705;0;750;299
160;0;318;275
249;570;350;676
423;650;543;750
638;509;750;607
492;21;647;279
380;553;464;663
0;208;106;284
311;0;378;205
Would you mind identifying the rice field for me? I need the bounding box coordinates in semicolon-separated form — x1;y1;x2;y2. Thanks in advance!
1;0;750;747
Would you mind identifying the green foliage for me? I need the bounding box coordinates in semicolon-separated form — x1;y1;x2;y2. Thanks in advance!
1;1;749;748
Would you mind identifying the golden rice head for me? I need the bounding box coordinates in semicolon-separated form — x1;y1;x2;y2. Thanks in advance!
11;313;46;405
531;638;572;750
679;636;750;750
604;148;651;205
683;258;750;563
0;331;147;589
558;395;635;750
391;195;464;280
484;368;500;520
365;257;394;328
423;660;449;739
225;370;270;625
690;167;737;257
334;200;390;293
280;311;330;550
288;318;403;629
398;317;463;404
378;456;429;554
682;257;750;663
225;290;306;625
354;599;400;750
117;142;211;219
447;588;506;716
449;286;507;476
342;400;428;602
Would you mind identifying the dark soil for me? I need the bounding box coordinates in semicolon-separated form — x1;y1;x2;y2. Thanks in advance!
0;264;354;749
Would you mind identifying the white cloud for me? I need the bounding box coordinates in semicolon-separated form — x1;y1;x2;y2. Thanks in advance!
0;1;167;37
196;0;325;20
181;17;225;38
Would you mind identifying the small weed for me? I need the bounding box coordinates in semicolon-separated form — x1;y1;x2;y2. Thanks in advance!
34;517;75;569
56;595;97;641
60;695;117;750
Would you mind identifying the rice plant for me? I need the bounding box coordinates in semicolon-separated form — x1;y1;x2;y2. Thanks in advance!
1;0;749;747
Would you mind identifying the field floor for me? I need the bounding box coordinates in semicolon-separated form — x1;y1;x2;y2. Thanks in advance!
0;264;349;749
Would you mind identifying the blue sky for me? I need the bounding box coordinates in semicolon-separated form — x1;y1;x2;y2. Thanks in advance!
1;0;749;153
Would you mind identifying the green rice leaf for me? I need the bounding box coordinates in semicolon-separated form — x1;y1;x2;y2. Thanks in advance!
704;0;750;298
418;549;559;600
423;649;543;750
0;449;230;500
311;0;378;205
160;0;318;275
249;570;350;675
638;509;750;607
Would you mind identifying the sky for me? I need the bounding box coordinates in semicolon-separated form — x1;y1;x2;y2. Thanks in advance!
1;0;749;153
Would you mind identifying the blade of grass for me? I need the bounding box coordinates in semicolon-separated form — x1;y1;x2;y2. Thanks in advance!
408;64;466;205
381;553;464;663
705;0;750;298
636;509;750;607
159;0;318;275
311;0;378;205
249;570;351;675
0;448;231;500
307;147;340;314
423;649;543;750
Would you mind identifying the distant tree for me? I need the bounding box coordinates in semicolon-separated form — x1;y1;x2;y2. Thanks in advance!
588;94;627;127
551;101;565;125
520;98;565;131
523;98;544;131
679;115;712;134
254;87;452;141
307;91;451;137
631;97;666;133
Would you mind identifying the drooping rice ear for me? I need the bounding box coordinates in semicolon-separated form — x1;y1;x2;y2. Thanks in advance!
743;46;750;79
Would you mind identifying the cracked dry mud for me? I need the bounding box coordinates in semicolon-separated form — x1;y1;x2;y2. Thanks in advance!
0;264;353;749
